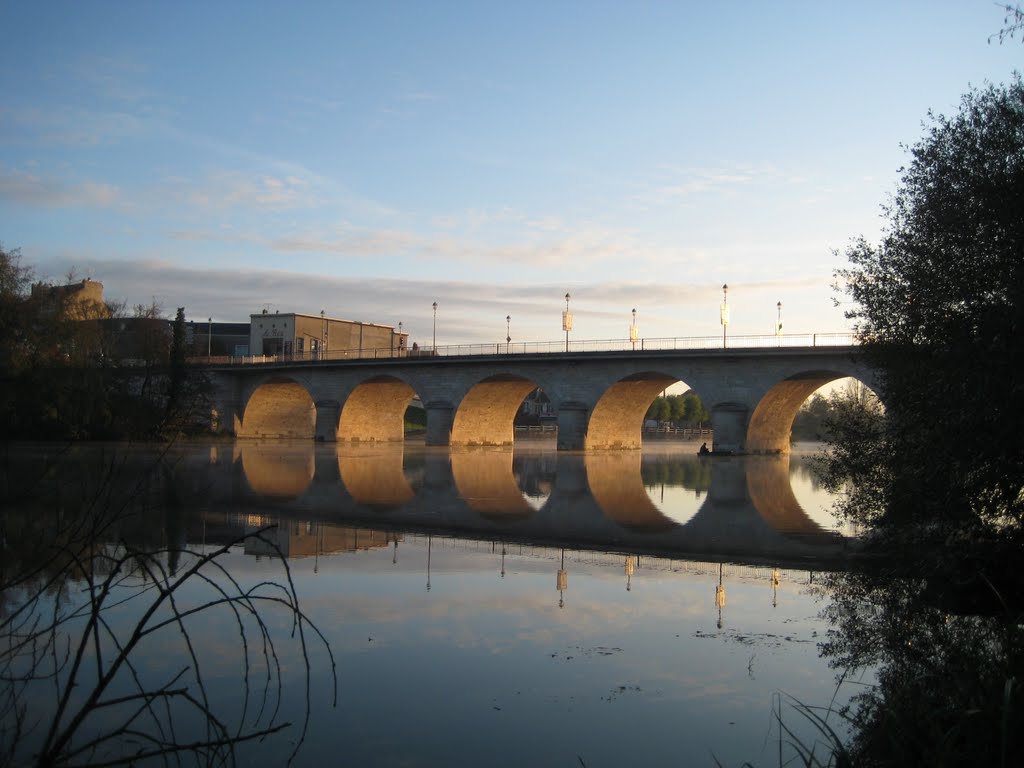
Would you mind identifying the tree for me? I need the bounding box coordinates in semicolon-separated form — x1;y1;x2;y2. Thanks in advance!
0;250;209;440
167;307;187;413
0;243;32;297
991;3;1024;44
830;77;1024;579
681;392;708;424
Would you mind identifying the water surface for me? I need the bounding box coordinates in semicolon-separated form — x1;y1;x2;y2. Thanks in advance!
4;440;858;766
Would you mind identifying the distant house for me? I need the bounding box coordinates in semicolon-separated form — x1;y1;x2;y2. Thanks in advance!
249;310;407;360
518;388;555;424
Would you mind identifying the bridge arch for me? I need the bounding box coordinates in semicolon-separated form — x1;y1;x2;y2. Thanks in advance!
745;369;880;454
337;374;418;443
451;374;540;446
585;371;681;450
238;375;316;439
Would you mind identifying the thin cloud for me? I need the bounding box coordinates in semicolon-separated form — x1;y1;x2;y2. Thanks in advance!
0;168;119;207
175;171;321;211
1;105;147;147
631;164;787;209
71;52;154;103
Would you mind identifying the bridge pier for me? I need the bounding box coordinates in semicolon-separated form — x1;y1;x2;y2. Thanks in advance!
314;400;341;442
556;402;589;451
711;403;748;454
425;400;454;446
210;398;241;436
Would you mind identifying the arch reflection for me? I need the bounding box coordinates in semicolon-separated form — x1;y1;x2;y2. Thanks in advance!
745;456;828;534
337;444;415;511
239;441;315;499
451;448;537;520
232;443;844;559
584;451;677;532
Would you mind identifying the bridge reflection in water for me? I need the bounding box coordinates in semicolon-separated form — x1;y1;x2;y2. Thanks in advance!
209;441;847;566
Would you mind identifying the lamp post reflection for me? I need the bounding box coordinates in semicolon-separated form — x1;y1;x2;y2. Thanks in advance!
715;562;726;629
426;535;432;592
557;548;567;608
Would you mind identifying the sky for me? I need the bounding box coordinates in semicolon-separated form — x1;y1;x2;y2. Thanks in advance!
1;1;1021;349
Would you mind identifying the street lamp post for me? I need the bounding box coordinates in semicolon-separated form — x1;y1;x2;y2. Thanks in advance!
432;301;438;351
398;321;403;356
720;284;729;348
506;314;511;354
776;301;783;345
630;307;638;350
207;317;212;360
562;292;572;352
320;309;326;360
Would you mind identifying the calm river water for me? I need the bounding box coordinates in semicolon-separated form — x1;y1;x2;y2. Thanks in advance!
3;439;863;767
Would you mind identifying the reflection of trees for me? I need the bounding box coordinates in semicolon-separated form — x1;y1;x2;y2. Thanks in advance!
639;456;711;493
1;448;334;766
819;570;1023;765
790;455;829;492
401;448;427;490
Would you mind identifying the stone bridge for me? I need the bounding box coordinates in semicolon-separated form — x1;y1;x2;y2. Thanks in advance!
206;345;875;454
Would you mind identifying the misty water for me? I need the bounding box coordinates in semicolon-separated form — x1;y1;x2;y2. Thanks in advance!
4;439;864;766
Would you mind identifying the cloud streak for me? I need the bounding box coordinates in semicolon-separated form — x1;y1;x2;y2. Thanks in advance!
0;168;119;207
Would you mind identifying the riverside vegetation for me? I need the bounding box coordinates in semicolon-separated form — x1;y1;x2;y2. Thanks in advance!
754;75;1024;768
0;249;211;441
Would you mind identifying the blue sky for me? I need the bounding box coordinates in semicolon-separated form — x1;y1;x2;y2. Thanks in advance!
1;1;1020;348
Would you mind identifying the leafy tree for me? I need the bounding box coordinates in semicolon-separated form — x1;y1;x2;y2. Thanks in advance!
0;246;30;374
681;392;708;423
644;392;709;425
830;77;1024;585
991;3;1024;44
0;243;32;297
0;250;209;440
167;306;187;414
791;393;831;442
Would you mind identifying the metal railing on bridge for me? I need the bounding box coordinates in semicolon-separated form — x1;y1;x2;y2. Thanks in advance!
190;332;856;366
